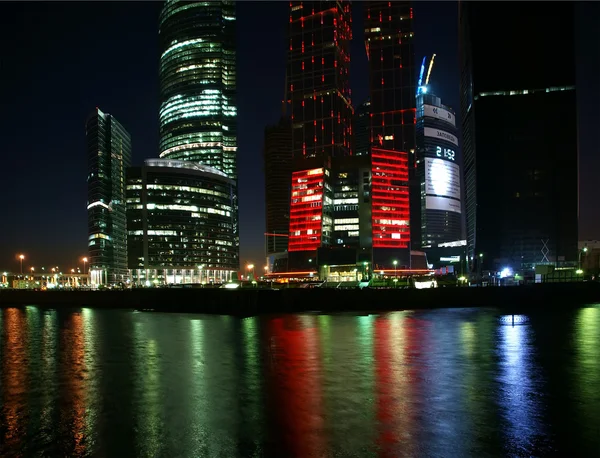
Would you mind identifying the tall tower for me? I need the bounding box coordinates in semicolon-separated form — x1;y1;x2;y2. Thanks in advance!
86;108;131;285
264;117;293;256
364;1;416;153
287;1;353;265
460;1;578;271
158;0;237;180
288;1;353;162
364;1;415;266
157;0;239;269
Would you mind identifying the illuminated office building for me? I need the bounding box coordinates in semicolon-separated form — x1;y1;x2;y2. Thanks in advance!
86;107;131;285
416;82;462;247
158;0;237;180
126;159;238;284
157;0;239;270
365;0;416;266
460;2;578;270
286;1;353;268
287;1;353;162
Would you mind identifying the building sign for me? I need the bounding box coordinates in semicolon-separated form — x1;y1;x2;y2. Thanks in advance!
425;157;461;214
424;127;458;147
426;196;462;214
424;104;456;127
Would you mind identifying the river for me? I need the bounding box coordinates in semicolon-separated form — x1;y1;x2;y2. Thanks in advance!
1;305;599;457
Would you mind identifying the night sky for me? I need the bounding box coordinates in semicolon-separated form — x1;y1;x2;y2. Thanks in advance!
0;1;598;272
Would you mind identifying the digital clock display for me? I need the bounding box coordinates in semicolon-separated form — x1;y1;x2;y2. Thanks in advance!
436;146;455;161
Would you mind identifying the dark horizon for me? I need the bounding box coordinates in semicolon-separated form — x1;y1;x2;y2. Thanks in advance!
0;1;597;272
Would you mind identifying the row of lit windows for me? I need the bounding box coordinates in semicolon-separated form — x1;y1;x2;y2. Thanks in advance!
128;203;231;217
128;183;230;199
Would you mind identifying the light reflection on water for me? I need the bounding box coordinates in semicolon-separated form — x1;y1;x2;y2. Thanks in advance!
0;306;599;457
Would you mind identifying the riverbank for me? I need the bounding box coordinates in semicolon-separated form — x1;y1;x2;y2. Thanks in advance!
1;282;598;315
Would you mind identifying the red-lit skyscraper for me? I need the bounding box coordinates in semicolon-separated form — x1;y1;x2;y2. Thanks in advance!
364;1;416;153
287;1;354;266
288;1;353;161
365;1;416;265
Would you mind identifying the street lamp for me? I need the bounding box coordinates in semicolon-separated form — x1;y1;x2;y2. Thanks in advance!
393;260;398;278
82;257;88;274
247;264;255;280
579;247;588;270
18;254;24;274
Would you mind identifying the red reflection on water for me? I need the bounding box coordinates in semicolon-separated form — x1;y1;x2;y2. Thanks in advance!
59;313;87;455
264;316;326;457
1;308;27;452
374;314;424;457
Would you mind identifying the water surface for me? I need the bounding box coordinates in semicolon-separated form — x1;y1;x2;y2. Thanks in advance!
1;306;599;457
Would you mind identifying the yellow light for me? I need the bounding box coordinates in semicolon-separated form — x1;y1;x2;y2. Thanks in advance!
247;264;254;270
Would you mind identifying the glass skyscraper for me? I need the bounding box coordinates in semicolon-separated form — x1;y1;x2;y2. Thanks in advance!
460;1;578;271
86;108;132;285
157;0;239;272
158;0;237;180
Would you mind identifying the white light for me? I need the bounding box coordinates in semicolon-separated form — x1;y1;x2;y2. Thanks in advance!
87;201;110;211
430;158;451;196
499;268;512;279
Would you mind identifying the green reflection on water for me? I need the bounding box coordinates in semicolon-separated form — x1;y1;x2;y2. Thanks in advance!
319;314;376;455
460;314;501;452
241;317;263;454
134;320;162;457
575;306;600;444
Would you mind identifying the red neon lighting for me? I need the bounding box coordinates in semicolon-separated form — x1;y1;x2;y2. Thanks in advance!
288;168;325;252
371;148;410;249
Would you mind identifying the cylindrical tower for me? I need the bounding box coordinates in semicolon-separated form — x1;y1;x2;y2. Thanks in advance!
158;0;237;181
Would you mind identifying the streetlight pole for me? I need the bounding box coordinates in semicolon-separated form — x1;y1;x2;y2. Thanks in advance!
579;247;588;270
18;254;24;275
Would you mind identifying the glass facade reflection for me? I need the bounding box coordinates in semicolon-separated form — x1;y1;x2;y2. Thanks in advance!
86;108;132;284
126;159;238;283
158;0;237;181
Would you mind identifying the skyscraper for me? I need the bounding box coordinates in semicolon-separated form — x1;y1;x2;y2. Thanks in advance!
416;68;462;247
287;1;353;266
126;159;238;285
364;1;416;153
86;108;131;285
460;1;578;271
157;0;239;269
354;99;371;156
264;116;293;256
158;0;237;180
364;0;416;265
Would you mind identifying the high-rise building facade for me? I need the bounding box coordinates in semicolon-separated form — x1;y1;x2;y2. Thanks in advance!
158;0;237;180
460;1;578;271
287;1;353;264
364;0;416;266
157;0;239;269
364;1;416;153
288;1;353;162
353;99;371;156
264;117;293;256
126;159;238;284
86;108;132;285
416;89;462;247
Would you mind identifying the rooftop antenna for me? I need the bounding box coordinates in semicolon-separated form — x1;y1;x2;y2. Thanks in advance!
425;53;436;86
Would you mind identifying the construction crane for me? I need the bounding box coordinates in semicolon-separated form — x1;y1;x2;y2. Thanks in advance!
425;53;436;86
